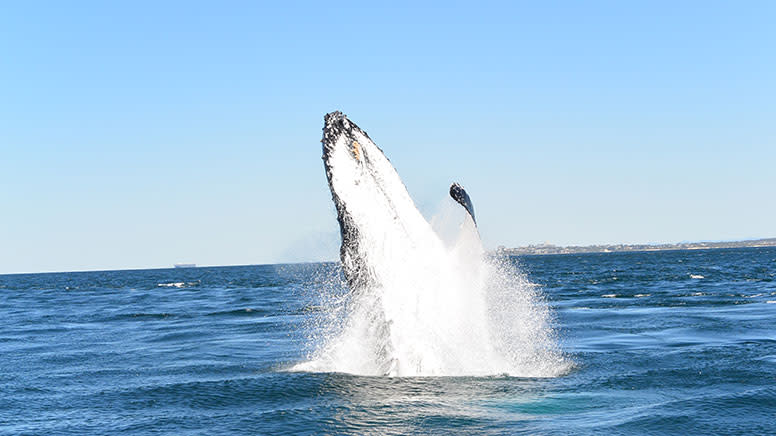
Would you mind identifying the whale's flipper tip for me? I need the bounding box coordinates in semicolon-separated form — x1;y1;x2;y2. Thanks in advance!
450;182;476;226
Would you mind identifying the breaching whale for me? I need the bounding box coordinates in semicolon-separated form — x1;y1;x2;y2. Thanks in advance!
300;111;566;377
322;111;477;291
319;110;486;375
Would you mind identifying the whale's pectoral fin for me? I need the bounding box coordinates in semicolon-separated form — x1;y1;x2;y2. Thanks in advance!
449;182;476;226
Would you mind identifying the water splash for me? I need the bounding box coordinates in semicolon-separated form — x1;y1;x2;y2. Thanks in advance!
294;198;570;377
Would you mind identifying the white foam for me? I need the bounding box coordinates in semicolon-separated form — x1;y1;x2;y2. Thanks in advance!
294;210;569;377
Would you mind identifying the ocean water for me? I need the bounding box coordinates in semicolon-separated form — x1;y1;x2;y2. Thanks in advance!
1;247;775;435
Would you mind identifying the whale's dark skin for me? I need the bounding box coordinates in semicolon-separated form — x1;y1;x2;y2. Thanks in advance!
321;111;370;291
449;183;476;226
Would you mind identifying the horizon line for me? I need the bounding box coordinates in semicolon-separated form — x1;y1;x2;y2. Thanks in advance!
2;236;774;276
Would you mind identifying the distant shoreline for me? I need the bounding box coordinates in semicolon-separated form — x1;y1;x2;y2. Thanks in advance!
498;238;776;256
4;240;775;276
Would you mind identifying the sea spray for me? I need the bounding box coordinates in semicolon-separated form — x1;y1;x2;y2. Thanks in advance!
295;198;569;377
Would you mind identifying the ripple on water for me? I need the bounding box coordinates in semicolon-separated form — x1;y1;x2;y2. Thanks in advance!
1;249;775;434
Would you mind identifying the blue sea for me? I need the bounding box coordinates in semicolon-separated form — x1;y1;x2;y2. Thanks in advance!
2;247;775;435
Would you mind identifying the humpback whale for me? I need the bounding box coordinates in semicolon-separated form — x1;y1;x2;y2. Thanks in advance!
322;111;477;291
300;111;566;377
320;111;487;375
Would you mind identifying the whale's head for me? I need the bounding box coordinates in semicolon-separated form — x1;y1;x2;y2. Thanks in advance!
321;111;375;194
321;111;439;290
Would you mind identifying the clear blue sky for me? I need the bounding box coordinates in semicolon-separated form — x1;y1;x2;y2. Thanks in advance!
1;1;774;273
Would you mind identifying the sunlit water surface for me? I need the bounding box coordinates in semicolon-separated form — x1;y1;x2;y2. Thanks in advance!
1;247;775;435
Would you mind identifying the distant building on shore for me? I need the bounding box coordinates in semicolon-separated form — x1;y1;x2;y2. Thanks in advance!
498;238;776;256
